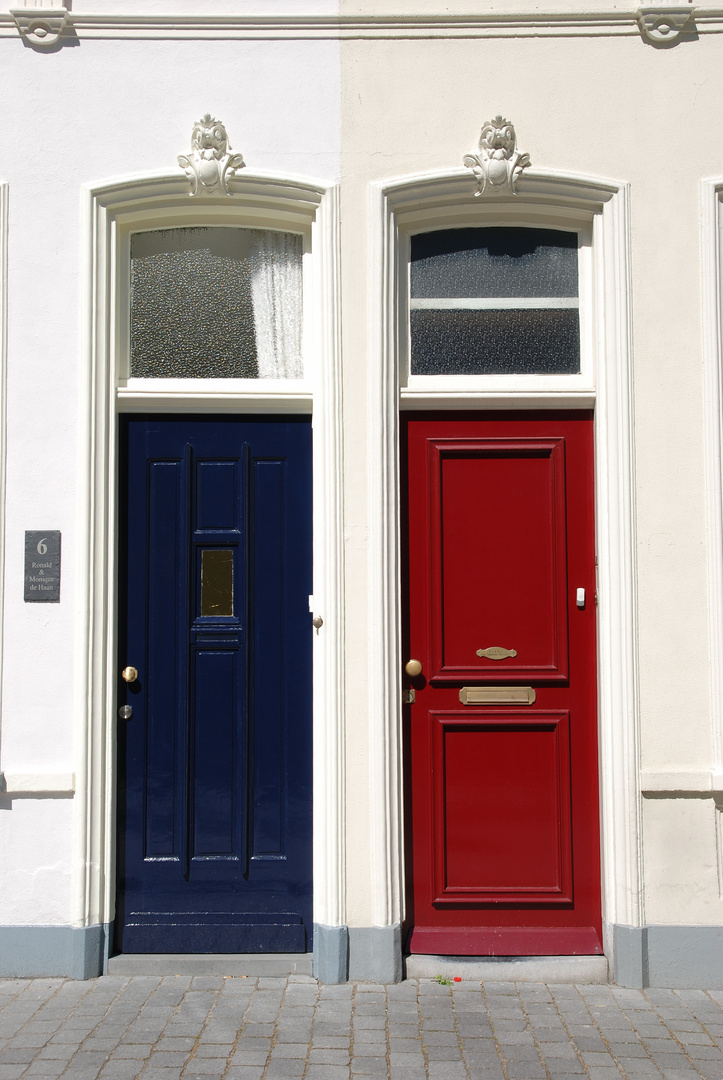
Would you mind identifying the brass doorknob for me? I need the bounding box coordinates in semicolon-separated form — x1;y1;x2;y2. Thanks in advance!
122;666;138;684
405;659;423;677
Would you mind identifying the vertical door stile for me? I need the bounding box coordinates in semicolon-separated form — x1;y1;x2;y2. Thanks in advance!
181;441;193;882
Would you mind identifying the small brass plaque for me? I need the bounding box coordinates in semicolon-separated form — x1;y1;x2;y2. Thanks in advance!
201;549;234;617
476;646;517;660
459;686;536;705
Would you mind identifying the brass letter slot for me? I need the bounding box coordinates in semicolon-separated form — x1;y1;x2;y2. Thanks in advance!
459;686;536;705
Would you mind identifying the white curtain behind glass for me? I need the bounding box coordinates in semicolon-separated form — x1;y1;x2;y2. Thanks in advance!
250;231;303;379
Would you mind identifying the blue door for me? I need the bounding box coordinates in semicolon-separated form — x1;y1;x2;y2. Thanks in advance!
116;416;313;953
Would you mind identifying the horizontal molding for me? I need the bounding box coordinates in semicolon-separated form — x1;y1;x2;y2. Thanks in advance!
117;388;312;413
640;770;723;795
0;10;716;40
410;297;579;310
400;389;596;410
0;772;75;794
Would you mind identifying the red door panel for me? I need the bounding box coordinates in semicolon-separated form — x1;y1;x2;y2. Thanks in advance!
430;438;569;682
432;711;572;904
405;412;601;957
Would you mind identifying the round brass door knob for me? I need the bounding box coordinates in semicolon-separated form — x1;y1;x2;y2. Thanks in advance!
122;666;138;683
405;659;423;677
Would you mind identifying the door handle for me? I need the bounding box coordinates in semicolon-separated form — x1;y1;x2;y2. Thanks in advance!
405;659;423;677
122;666;138;683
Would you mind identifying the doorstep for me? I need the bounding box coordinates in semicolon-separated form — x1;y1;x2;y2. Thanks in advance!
404;954;609;984
106;953;313;977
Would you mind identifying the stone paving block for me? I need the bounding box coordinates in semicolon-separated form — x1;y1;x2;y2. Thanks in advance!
387;986;419;1000
389;1051;426;1066
225;1068;264;1080
18;1063;67;1078
144;1050;189;1067
98;1062;145;1078
614;1061;662;1075
192;1042;233;1057
495;1031;535;1045
645;1052;690;1068
349;1058;387;1076
309;1049;352;1064
352;1029;386;1042
503;1064;548;1079
35;1045;75;1061
585;1069;626;1080
109;1043;155;1058
229;1050;268;1066
505;1044;543;1062
304;1065;352;1078
0;1065;28;1079
419;1030;459;1046
427;1062;466;1078
184;1057;229;1072
426;1045;463;1061
352;1018;385;1031
151;1038;195;1052
270;1041;310;1059
350;1042;386;1057
539;1055;585;1072
262;1061;306;1077
0;1048;39;1064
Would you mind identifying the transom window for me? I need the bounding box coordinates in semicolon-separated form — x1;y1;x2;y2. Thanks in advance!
130;226;303;379
409;227;579;376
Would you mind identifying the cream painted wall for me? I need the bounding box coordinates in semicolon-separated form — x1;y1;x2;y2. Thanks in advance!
337;26;723;927
0;32;341;925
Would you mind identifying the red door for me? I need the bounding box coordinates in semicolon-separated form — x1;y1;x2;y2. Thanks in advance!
404;412;601;956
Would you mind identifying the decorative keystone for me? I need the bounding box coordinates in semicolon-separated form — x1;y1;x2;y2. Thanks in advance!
637;5;694;43
10;7;69;47
178;114;245;197
463;115;531;197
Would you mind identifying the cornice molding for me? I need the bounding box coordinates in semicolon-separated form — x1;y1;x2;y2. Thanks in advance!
3;8;722;40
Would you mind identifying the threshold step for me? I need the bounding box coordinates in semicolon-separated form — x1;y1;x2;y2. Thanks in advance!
107;953;313;977
405;954;609;984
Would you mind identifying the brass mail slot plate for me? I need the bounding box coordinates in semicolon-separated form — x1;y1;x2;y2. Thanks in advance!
459;686;536;705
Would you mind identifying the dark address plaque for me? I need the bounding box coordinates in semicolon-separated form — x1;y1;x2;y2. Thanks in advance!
24;531;61;602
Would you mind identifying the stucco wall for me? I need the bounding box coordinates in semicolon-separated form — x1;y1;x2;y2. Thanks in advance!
0;0;722;955
0;23;341;926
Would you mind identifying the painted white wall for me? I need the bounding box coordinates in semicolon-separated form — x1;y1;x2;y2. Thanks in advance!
0;31;341;924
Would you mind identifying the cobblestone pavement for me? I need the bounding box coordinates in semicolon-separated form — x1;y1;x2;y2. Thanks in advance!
1;975;723;1080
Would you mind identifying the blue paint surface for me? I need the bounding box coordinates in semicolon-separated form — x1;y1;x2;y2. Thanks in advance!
117;416;312;953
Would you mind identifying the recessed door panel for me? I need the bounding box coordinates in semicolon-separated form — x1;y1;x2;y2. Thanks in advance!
117;416;312;954
431;711;572;903
431;440;568;682
405;412;600;957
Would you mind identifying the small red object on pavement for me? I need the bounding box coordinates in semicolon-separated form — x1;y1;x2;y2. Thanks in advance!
454;976;462;982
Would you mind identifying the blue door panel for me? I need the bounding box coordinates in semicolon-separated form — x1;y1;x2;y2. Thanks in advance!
117;416;312;954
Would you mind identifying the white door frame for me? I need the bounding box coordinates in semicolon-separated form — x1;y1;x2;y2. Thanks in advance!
73;170;345;958
367;169;642;948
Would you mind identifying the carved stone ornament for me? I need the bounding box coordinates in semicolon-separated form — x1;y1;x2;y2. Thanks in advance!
463;116;531;197
637;4;694;43
178;114;245;197
10;7;70;47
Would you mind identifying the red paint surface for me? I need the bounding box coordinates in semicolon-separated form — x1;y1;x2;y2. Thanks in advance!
404;413;601;957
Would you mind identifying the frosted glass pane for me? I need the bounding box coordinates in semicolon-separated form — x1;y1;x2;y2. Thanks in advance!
130;227;302;378
410;309;580;375
411;227;578;299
